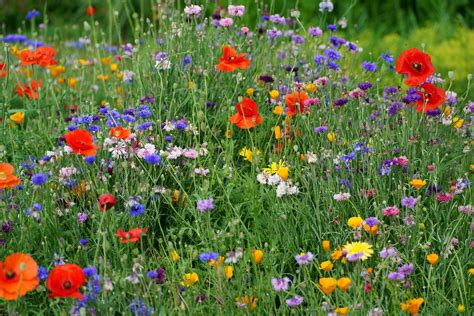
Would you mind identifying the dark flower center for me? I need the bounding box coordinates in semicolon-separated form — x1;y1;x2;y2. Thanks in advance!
5;270;16;280
63;280;72;289
228;56;235;61
412;62;422;72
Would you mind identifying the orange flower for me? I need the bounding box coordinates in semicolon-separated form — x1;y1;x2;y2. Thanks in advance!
0;253;39;300
15;80;42;100
0;163;21;189
110;126;131;140
46;264;85;299
0;63;7;78
229;97;263;129
401;298;424;315
319;277;337;295
18;49;37;66
217;45;250;72
115;228;148;243
64;129;98;156
285;91;308;116
35;46;57;67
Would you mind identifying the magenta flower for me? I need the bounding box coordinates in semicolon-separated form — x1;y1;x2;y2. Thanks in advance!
382;206;400;217
286;296;304;307
436;192;453;203
271;277;290;291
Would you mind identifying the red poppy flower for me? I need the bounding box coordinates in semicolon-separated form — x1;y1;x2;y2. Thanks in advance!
229;97;263;129
395;48;435;86
86;5;96;16
0;253;39;300
110;126;131;140
285;91;308;116
35;46;57;67
217;45;251;72
64;129;98;156
46;264;85;299
0;64;7;78
115;228;148;243
15;80;42;100
99;193;116;211
415;83;446;112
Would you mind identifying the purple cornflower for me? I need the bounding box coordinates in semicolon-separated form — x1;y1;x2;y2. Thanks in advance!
334;98;348;107
144;153;161;165
199;252;219;262
129;298;154;316
147;267;166;284
286;296;304;307
362;61;378;72
267;28;282;39
379;247;398;258
364;217;379;227
398;263;414;276
308;27;323;37
314;55;328;65
37;266;48;280
401;196;418;209
291;35;305;44
314;126;329;133
358;82;373;90
346;252;364;262
83;266;97;277
271;277;291;291
129;202;145;216
77;212;88;223
324;48;340;61
197;198;214;212
26;10;40;20
387;272;405;281
327;24;337;32
295;252;314;265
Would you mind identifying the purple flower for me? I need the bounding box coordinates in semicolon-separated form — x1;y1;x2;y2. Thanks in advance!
334;98;348;107
398;263;414;276
77;212;88;223
324;48;340;61
327;24;337;32
83;266;97;277
401;196;418;209
347;251;364;262
286;296;304;307
382;206;400;217
267;28;282;39
197;198;214;212
358;82;373;90
295;252;314;265
379;247;398;258
387;272;405;281
291;35;305;44
362;61;378;72
308;27;323;37
144;153;161;165
364;217;380;227
314;126;329;133
271;277;290;291
31;173;48;185
199;252;219;262
147;267;166;284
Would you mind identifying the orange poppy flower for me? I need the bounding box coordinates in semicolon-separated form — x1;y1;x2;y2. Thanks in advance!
35;46;57;67
15;80;42;100
217;45;251;72
46;264;85;299
0;162;21;189
86;5;96;16
415;83;446;113
229;97;263;129
18;49;37;66
0;253;39;300
115;228;148;243
0;63;7;78
110;126;131;140
285;91;308;116
64;129;98;156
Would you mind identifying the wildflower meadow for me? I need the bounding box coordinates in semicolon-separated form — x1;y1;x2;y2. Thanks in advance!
0;1;473;315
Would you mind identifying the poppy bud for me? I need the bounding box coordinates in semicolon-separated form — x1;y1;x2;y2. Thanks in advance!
86;5;95;17
99;193;115;211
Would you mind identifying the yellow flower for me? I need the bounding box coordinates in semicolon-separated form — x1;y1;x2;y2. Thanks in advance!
336;277;351;291
97;74;109;81
426;253;439;266
443;107;451;116
347;216;363;228
252;249;263;264
236;295;258;309
49;65;65;77
305;83;317;93
452;117;464;129
10;112;25;125
57;77;65;84
171;250;180;262
334;307;349;316
331;247;343;261
457;305;465;312
410;179;427;189
320;260;333;272
181;272;199;287
187;81;196;89
209;256;224;267
343;241;374;261
224;265;234;279
101;57;110;65
79;59;89;66
400;298;424;315
225;129;232;139
274;126;282;140
239;147;261;162
319;277;337;295
246;88;254;96
469;268;474;275
322;240;331;251
273;105;284;115
269;90;279;99
470;164;474;172
263;160;289;180
110;63;118;72
327;132;336;143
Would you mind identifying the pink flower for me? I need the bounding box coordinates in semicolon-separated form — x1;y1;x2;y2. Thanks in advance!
436;192;452;203
241;26;249;34
228;5;245;17
382;206;400;217
427;164;435;171
219;18;234;27
394;156;409;167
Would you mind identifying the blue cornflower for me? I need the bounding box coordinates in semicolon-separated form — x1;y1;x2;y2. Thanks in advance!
130;202;145;216
327;24;337;32
84;156;96;164
324;48;340;61
31;173;48;185
314;55;328;65
137;106;152;118
79;239;88;246
144;153;161;165
26;10;40;20
327;62;339;70
83;266;97;277
130;298;154;316
37;266;48;280
330;36;346;47
137;122;152;130
183;54;192;67
199;252;219;262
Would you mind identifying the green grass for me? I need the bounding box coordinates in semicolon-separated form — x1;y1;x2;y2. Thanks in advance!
0;1;472;315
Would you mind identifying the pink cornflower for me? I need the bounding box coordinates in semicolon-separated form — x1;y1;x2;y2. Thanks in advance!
382;206;400;217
